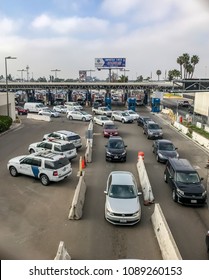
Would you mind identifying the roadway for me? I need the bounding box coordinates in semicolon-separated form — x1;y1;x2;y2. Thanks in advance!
0;105;209;260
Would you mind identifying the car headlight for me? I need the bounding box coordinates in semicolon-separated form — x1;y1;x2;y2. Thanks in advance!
176;188;184;196
149;131;153;135
122;151;126;155
158;152;166;159
132;211;140;217
176;153;179;158
106;151;112;155
106;209;114;216
202;190;207;197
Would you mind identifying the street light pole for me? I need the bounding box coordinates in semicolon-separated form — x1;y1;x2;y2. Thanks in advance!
17;69;27;82
51;69;61;80
5;56;17;116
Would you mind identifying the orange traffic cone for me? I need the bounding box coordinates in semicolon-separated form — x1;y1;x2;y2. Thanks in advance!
81;157;86;169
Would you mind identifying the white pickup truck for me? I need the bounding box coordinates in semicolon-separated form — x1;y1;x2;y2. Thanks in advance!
92;106;112;117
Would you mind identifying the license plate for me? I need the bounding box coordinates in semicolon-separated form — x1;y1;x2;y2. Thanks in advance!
120;220;127;223
191;200;197;203
114;156;118;159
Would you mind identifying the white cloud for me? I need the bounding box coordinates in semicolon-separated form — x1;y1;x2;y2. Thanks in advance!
0;16;21;35
31;14;109;35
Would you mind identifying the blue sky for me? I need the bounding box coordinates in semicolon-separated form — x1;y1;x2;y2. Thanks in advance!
1;0;209;80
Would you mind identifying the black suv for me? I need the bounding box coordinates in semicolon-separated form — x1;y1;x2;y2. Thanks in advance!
164;158;207;206
105;136;127;162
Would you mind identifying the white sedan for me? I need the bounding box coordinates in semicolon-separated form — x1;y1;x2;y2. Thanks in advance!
125;110;139;120
38;109;60;117
104;171;142;225
94;115;114;126
53;105;68;113
67;110;93;121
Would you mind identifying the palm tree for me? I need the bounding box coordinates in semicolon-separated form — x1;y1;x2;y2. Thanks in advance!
191;55;199;78
156;70;162;81
182;53;190;78
177;56;184;79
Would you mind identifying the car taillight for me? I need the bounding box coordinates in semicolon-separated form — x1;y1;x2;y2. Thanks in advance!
53;171;58;176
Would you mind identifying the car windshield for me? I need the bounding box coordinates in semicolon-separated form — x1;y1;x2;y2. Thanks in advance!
159;143;175;151
104;124;116;129
121;112;129;116
109;184;137;199
176;172;200;184
109;140;124;149
80;111;88;115
148;123;160;129
101;116;109;120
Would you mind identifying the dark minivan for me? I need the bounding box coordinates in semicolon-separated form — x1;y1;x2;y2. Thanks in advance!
164;158;207;206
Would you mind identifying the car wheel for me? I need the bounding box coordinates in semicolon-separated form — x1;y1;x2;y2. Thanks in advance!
164;173;167;183
156;154;160;162
69;116;73;120
29;149;35;154
82;117;86;122
20;112;23;115
9;166;18;177
172;189;177;202
112;116;115;121
40;174;50;186
122;119;125;123
147;134;149;139
143;129;145;135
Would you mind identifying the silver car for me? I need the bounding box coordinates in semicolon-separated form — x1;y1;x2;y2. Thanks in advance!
104;171;142;225
111;111;133;123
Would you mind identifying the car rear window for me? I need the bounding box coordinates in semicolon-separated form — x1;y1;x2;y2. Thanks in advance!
60;143;75;151
67;135;80;141
44;157;69;169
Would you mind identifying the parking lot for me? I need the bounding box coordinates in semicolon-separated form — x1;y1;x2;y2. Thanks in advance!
1;106;209;259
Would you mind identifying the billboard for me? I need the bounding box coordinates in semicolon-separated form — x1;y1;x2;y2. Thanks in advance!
95;58;126;68
79;70;87;82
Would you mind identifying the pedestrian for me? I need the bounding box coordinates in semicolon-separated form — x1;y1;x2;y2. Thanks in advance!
206;230;209;252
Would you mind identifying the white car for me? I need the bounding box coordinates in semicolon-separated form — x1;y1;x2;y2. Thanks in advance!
42;130;82;149
125;110;139;120
38;109;60;118
94;115;114;126
111;111;133;123
67;110;93;121
28;139;77;161
53;105;68;114
104;171;142;225
7;151;72;186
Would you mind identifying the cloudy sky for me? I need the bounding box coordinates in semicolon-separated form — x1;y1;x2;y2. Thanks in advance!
0;0;209;81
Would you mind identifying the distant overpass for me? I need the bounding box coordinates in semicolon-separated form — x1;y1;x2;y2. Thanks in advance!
0;81;179;91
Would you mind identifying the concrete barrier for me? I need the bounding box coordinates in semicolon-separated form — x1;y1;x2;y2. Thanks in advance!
192;131;209;150
173;121;189;134
54;241;71;260
27;113;51;122
136;156;154;205
85;140;92;163
68;174;86;220
151;203;182;260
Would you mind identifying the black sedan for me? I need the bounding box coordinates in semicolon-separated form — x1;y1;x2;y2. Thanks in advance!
152;139;179;163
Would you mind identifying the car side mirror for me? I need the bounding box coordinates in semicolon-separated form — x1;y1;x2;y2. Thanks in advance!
200;177;204;181
104;191;108;195
169;175;173;179
175;147;178;150
125;145;127;147
105;145;107;147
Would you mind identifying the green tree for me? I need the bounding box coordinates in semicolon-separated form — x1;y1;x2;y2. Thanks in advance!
156;70;162;81
176;55;184;78
191;55;199;78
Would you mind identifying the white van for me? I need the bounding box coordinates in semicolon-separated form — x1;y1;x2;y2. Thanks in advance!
24;102;48;113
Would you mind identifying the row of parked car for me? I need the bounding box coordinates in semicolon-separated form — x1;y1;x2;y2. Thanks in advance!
7;130;82;186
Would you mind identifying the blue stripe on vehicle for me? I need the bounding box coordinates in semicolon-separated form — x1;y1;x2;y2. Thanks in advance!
31;166;40;178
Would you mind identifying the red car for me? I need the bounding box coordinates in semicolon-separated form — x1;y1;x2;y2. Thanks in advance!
15;106;28;115
103;123;118;137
